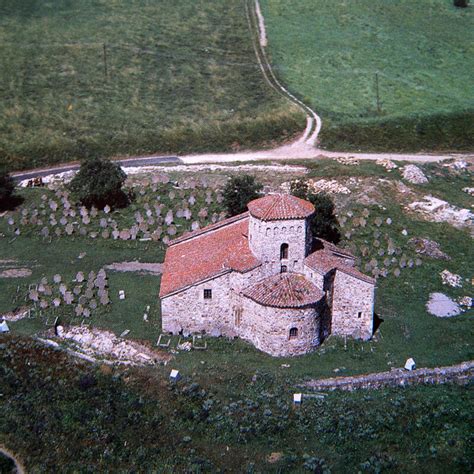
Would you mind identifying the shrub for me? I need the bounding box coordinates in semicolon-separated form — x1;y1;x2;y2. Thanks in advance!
454;0;469;7
223;175;263;216
290;181;341;244
69;158;128;209
0;171;22;211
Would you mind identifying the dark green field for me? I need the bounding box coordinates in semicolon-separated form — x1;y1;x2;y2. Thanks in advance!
1;334;472;472
261;0;474;151
0;0;303;171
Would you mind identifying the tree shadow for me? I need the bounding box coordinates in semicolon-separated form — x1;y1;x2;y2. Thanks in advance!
0;194;24;212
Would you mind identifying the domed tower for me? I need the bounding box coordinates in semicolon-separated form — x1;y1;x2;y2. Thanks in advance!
247;194;315;275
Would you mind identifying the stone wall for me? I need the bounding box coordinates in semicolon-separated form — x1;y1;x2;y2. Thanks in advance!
303;265;325;291
330;270;374;340
238;296;320;357
248;215;311;275
302;361;474;392
161;267;264;336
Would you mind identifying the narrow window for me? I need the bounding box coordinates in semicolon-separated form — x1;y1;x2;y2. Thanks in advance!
358;311;362;318
280;243;289;260
204;289;212;300
280;265;287;273
289;327;298;339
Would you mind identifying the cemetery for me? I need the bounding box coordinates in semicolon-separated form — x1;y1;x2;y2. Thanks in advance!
0;157;472;471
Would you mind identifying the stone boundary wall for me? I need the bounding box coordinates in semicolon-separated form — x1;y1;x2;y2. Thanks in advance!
301;361;474;392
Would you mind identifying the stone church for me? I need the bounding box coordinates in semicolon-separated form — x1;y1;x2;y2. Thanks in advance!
160;194;375;357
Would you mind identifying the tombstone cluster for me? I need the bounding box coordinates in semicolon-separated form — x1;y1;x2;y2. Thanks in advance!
18;268;110;326
339;207;422;279
5;174;226;244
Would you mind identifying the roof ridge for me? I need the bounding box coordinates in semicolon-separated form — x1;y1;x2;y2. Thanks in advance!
169;212;249;246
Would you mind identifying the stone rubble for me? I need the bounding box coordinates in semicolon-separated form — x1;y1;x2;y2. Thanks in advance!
457;296;472;309
59;326;170;365
308;179;351;195
335;156;360;166
443;160;469;170
402;165;428;184
408;237;450;260
440;270;463;288
376;159;398;171
407;195;473;230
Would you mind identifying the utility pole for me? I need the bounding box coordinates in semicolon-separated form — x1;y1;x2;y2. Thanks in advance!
375;72;381;114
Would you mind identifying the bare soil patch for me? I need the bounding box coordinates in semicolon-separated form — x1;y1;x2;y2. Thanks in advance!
0;268;32;278
104;261;163;275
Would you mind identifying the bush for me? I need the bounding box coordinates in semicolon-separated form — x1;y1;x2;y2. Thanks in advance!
223;175;263;216
290;181;341;244
454;0;469;7
0;171;22;211
69;158;128;209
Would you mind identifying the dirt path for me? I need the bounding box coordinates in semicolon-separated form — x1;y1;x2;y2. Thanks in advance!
0;446;26;474
180;142;469;164
247;0;322;145
301;360;474;392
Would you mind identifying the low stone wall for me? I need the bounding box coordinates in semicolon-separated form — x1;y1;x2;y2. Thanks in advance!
302;361;474;392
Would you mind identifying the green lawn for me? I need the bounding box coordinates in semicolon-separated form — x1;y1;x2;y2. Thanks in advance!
261;0;474;151
0;0;304;171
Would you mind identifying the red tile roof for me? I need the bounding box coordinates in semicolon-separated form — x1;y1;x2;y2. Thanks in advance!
248;194;315;221
305;241;375;285
242;273;324;308
160;214;260;297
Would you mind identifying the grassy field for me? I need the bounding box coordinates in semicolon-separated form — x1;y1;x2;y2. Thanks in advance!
260;0;474;151
0;160;473;471
1;335;472;471
0;0;304;171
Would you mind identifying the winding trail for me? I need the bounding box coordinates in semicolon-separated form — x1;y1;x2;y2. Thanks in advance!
246;0;322;146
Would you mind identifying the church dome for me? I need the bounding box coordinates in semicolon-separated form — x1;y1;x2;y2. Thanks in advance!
247;193;315;221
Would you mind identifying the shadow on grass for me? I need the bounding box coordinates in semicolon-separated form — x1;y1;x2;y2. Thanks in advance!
373;312;384;335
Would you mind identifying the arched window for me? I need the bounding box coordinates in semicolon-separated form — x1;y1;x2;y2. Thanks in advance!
280;265;287;273
289;327;298;339
280;243;288;260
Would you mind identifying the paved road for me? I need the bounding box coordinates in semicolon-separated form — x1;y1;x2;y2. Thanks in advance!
11;155;181;183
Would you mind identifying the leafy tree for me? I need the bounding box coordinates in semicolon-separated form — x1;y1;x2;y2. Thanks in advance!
290;180;341;244
453;0;469;7
0;171;21;211
223;175;263;216
69;158;128;209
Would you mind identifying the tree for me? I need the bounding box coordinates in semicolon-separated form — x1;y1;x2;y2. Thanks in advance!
453;0;469;7
69;158;128;209
223;175;263;216
0;171;20;211
290;180;341;244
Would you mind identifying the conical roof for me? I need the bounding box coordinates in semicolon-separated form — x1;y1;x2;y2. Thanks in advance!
242;273;323;308
247;194;315;221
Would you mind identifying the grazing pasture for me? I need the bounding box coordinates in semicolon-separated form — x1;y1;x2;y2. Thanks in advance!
0;0;303;171
261;0;474;151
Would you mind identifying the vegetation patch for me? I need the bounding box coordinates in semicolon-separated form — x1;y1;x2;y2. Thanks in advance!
261;0;474;151
0;0;304;171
